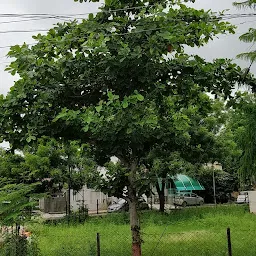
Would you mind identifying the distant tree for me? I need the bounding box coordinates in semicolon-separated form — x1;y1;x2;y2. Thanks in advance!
212;92;256;190
191;167;238;203
0;138;94;223
23;137;95;194
145;98;229;211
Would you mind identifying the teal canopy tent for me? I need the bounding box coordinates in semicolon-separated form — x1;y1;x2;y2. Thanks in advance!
172;174;205;191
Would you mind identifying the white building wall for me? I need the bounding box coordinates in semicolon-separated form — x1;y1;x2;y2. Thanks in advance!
205;162;223;170
249;191;256;214
70;185;113;212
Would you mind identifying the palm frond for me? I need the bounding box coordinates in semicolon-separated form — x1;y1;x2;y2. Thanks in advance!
239;28;256;43
237;51;256;62
233;0;256;9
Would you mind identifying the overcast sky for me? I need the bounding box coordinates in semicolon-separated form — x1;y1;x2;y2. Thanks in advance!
0;0;255;149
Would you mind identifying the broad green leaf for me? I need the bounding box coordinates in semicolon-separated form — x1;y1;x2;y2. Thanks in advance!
107;91;114;101
136;94;144;101
95;105;102;113
82;125;89;132
26;135;36;143
122;99;128;108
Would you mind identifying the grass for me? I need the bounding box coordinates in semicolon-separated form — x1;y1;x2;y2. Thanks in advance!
29;205;255;256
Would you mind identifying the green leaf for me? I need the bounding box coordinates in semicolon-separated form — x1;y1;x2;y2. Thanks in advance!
127;128;132;134
95;105;102;113
88;13;94;20
26;135;36;143
122;99;128;108
107;91;114;101
53;110;68;122
136;94;144;101
82;125;89;132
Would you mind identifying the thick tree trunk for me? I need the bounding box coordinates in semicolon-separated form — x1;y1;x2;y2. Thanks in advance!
129;199;141;256
159;190;165;213
156;180;165;213
128;161;142;256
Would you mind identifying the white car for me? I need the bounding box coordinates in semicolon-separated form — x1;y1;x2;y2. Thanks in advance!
107;198;149;213
236;191;249;204
174;193;204;207
107;199;126;213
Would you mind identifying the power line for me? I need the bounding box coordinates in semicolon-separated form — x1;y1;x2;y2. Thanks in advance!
0;29;50;34
0;12;255;35
0;9;255;21
234;19;256;25
0;13;253;51
0;12;254;19
0;14;250;36
0;4;157;18
0;17;71;25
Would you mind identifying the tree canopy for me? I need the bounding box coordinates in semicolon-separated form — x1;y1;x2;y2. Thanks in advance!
218;93;256;185
0;138;94;224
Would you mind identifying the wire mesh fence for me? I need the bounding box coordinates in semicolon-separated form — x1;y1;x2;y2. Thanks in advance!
0;225;256;255
0;203;255;256
92;228;255;256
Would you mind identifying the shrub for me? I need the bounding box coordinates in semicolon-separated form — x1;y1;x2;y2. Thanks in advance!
1;234;41;256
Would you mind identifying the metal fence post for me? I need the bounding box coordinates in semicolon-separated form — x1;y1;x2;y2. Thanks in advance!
97;233;101;256
227;227;232;256
97;199;99;214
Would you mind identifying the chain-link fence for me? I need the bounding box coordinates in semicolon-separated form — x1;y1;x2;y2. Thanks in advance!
0;226;255;255
0;202;254;256
88;228;254;256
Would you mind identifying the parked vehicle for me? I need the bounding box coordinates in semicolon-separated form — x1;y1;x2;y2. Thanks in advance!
174;193;204;207
108;198;149;213
108;199;126;213
236;191;249;204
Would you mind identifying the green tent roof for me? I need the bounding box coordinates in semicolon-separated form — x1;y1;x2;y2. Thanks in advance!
172;174;205;191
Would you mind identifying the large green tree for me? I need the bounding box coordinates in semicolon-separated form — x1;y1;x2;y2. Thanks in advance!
232;0;256;184
1;1;255;255
143;97;227;212
219;93;256;185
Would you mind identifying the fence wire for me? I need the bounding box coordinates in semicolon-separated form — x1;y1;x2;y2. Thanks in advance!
0;227;254;256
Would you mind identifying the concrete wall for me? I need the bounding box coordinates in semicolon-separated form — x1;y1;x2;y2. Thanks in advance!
249;191;256;213
39;185;115;213
39;196;66;213
70;185;111;212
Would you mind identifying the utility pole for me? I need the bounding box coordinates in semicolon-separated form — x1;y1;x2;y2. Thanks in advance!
68;164;71;216
212;163;217;206
150;183;153;210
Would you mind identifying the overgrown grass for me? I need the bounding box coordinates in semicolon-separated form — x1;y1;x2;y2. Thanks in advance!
30;205;255;256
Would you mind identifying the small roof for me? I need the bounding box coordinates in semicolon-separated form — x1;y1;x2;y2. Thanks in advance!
172;174;205;191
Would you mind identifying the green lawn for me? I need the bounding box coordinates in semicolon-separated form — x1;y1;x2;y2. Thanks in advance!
30;205;255;256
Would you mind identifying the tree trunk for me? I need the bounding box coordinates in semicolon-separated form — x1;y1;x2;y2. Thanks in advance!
128;161;142;256
159;190;165;213
156;179;165;213
129;199;141;256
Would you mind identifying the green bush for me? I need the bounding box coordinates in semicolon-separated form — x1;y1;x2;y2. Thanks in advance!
1;234;41;256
